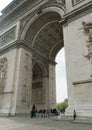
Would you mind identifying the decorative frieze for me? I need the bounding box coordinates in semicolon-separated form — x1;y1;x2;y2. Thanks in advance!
0;57;8;92
0;27;16;47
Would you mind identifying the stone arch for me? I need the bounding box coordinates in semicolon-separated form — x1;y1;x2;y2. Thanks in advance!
20;6;65;41
0;0;92;118
49;39;64;60
22;12;64;59
20;5;65;109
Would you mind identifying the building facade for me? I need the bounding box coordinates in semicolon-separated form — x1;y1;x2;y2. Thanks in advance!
0;0;92;118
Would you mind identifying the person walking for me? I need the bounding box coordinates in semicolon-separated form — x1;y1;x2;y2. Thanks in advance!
31;104;36;118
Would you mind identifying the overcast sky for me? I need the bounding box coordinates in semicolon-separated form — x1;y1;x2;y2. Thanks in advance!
0;0;68;103
56;48;68;102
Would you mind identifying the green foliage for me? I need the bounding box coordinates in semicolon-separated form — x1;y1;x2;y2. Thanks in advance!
57;100;68;111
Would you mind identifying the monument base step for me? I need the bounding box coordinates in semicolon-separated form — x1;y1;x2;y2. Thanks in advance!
52;115;92;124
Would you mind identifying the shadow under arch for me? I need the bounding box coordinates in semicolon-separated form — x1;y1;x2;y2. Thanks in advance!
32;60;48;79
32;60;48;109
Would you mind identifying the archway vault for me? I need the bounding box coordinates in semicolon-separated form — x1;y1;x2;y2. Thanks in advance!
22;9;65;109
21;7;65;60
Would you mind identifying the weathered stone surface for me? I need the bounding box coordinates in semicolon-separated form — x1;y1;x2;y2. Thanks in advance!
0;0;92;118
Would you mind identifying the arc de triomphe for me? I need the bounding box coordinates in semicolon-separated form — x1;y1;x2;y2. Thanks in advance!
0;0;92;118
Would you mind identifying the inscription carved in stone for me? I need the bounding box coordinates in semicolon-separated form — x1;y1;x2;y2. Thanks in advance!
0;27;16;47
0;57;8;92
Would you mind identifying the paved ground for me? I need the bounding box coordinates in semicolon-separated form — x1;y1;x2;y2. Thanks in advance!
0;117;92;130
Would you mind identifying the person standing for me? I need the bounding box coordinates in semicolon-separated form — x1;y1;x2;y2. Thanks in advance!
73;110;76;120
31;104;36;118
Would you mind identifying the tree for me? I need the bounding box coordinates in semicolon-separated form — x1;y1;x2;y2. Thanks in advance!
57;100;68;112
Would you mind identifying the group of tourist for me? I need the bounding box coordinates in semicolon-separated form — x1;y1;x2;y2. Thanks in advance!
30;105;60;118
31;104;77;120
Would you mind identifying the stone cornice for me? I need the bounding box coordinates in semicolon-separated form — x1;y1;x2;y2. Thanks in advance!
64;1;92;23
1;0;65;16
0;40;54;62
0;0;66;31
0;91;13;94
1;0;25;15
0;1;51;32
0;40;33;54
0;0;26;22
73;79;92;85
0;0;47;23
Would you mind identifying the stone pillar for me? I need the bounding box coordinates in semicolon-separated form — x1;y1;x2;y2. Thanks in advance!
62;23;76;116
63;13;92;117
15;47;32;115
0;49;19;116
48;63;56;109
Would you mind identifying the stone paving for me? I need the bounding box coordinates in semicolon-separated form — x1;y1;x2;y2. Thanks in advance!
0;117;92;130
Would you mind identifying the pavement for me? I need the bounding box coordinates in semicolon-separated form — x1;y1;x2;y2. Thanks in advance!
0;116;92;130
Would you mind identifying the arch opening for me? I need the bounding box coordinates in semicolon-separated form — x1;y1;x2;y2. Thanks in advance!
32;61;47;109
55;48;68;103
24;11;65;110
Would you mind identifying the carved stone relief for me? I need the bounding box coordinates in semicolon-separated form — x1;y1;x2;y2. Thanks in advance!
82;22;92;63
0;57;8;92
82;21;92;77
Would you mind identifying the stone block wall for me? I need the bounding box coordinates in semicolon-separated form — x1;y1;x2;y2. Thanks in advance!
63;12;92;117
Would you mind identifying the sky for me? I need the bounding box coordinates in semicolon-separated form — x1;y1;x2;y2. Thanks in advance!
0;0;68;103
56;48;68;103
